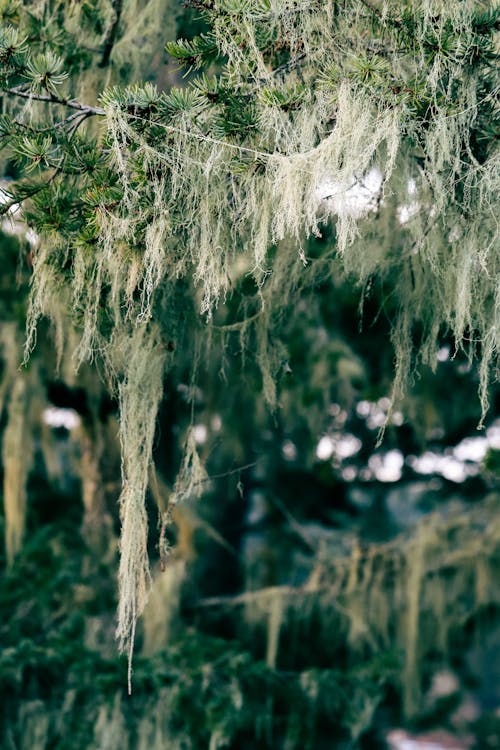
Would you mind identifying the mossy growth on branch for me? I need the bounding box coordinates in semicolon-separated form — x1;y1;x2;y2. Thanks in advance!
0;0;499;670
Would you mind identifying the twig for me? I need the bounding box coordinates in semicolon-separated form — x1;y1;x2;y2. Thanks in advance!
196;585;297;608
210;310;263;332
9;109;92;136
67;110;96;138
358;0;384;20
196;583;353;611
199;460;258;484
271;52;307;79
268;493;317;552
6;86;105;116
0;168;60;217
193;514;239;557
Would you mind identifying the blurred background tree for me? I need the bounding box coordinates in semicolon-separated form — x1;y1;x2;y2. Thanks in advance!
0;0;499;748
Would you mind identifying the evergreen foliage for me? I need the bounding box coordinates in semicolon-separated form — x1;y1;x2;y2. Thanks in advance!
2;495;500;748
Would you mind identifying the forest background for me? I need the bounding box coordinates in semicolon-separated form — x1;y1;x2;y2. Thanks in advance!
0;1;499;748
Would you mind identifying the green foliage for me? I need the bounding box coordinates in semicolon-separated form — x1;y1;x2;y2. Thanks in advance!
24;51;68;95
2;484;500;747
0;23;27;62
483;448;500;478
0;519;400;748
165;33;219;72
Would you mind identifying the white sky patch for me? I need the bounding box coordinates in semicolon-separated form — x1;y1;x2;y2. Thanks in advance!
316;433;362;462
386;728;466;750
397;177;421;226
318;172;424;225
406;421;500;483
397;201;420;225
437;346;450;362
407;452;479;483
356;396;401;430
453;436;489;463
0;182;20;219
317;167;383;218
43;406;81;431
407;452;436;475
316;435;335;460
341;466;357;482
407;178;418;195
368;410;388;430
1;179;30;239
378;396;392;411
356;400;371;417
335;433;362;459
439;457;471;483
193;423;208;445
368;450;404;482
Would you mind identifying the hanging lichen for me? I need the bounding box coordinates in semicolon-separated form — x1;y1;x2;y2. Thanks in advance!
2;375;32;567
1;0;498;672
111;323;167;690
228;495;500;719
0;324;35;567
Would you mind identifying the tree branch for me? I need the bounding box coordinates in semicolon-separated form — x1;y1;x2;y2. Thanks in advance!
5;86;104;116
99;0;124;68
271;52;307;79
0;169;60;217
10;108;98;137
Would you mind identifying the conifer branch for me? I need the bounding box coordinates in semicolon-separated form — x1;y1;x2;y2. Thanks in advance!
10;108;96;136
0;169;60;217
5;86;105;116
